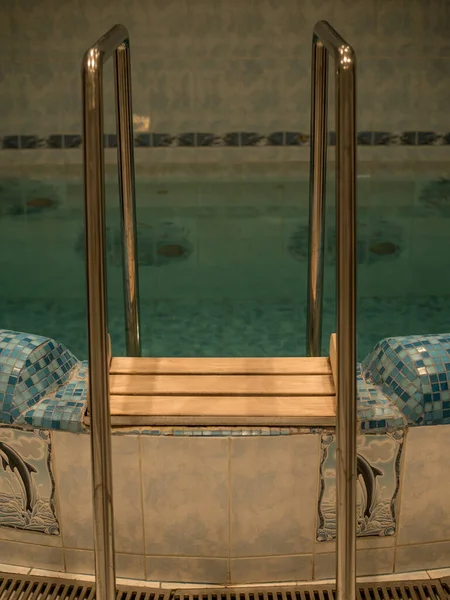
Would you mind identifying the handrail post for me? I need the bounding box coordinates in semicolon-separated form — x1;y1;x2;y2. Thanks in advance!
82;25;141;600
307;40;328;358
306;21;357;600
114;44;141;357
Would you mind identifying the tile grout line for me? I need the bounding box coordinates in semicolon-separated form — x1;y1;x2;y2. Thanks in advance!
137;434;153;584
49;431;67;573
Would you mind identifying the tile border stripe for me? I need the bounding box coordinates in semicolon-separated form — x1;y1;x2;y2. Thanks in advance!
1;131;450;149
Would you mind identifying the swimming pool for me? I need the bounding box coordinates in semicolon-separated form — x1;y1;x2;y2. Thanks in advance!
1;173;450;361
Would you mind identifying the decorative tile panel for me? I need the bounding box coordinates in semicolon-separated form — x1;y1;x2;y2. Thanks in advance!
0;426;59;535
317;430;404;541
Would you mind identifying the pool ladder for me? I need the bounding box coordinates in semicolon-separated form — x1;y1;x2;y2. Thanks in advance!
82;22;356;600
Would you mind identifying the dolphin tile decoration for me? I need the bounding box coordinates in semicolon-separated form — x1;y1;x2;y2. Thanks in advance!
317;430;404;541
0;426;59;535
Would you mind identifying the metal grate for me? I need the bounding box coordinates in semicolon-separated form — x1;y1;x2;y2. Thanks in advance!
1;574;449;600
0;573;170;600
173;580;450;600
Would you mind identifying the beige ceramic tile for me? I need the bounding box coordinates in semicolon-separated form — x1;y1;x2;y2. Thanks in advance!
52;432;93;549
31;569;95;582
53;432;145;554
230;555;313;584
357;571;430;582
0;563;31;575
0;540;64;571
0;526;63;547
117;577;160;588
145;556;228;584
230;435;320;557
314;548;395;580
64;549;145;580
111;435;145;554
398;426;450;546
427;567;450;578
395;541;450;573
140;437;228;558
231;581;298;588
161;583;222;589
315;535;396;554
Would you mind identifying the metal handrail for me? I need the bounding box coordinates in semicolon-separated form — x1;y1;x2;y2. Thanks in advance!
82;24;141;600
306;21;357;600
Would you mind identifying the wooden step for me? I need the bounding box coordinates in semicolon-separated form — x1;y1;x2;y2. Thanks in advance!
102;356;337;427
110;356;331;375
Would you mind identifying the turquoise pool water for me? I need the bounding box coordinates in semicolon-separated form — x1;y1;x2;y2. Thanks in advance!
1;175;450;361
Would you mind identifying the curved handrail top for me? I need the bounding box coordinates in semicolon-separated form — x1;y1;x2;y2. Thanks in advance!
313;20;356;68
82;24;129;72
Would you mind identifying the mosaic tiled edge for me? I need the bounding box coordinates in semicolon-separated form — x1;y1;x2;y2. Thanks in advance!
0;330;87;433
362;334;450;426
0;329;449;433
1;131;450;149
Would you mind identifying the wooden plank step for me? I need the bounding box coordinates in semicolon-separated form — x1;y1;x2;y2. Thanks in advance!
110;395;336;418
101;353;337;427
109;373;334;397
110;357;331;375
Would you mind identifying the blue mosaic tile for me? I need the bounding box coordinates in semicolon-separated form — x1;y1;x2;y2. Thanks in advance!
2;136;19;149
362;334;450;426
268;131;284;145
357;364;406;431
417;131;444;145
46;135;62;149
177;133;196;147
134;133;150;147
240;132;270;146
20;135;43;149
285;132;309;146
63;135;82;149
357;131;373;145
400;131;417;145
374;132;401;145
0;330;86;432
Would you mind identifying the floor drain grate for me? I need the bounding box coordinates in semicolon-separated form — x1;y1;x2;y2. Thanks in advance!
0;573;170;600
1;574;449;600
173;580;450;600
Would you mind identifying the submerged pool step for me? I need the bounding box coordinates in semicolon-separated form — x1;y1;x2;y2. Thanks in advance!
104;356;337;427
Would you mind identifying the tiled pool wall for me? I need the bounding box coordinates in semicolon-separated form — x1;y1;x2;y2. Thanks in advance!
0;424;448;583
0;0;448;139
1;0;449;360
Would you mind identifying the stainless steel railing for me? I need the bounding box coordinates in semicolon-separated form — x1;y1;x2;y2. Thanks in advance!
306;21;357;600
82;24;141;600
